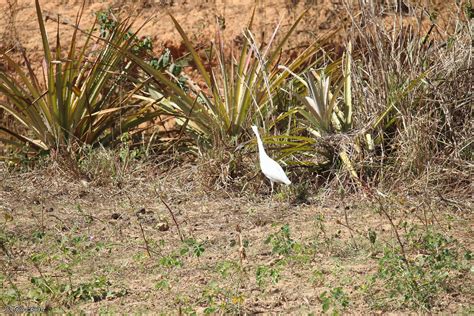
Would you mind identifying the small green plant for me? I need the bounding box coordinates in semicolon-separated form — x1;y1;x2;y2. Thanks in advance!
365;227;471;310
265;224;296;256
309;269;325;286
149;47;188;84
97;10;150;55
180;238;205;258
255;265;280;288
28;275;125;306
216;261;240;278
367;228;377;245
96;10;117;37
31;230;46;241
117;132;144;172
159;254;183;268
195;279;245;314
464;1;474;19
63;276;115;303
97;10;186;79
200;282;221;314
0;272;21;305
319;287;350;315
155;279;170;291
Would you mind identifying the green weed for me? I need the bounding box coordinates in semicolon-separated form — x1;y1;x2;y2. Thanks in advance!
265;224;296;256
159;254;183;268
365;227;471;310
29;275;126;305
155;279;170;291
319;287;350;315
180;238;205;258
255;265;281;288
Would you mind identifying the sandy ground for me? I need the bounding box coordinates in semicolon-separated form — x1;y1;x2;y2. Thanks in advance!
0;0;350;56
0;0;459;59
1;161;472;313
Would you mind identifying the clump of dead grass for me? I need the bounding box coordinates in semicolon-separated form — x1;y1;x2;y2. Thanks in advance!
193;146;257;195
345;2;472;196
0;0;19;51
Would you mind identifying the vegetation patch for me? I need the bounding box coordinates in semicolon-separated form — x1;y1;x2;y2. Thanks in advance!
0;0;472;313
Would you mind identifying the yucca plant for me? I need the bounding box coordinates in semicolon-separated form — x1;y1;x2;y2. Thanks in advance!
298;43;353;137
128;11;319;148
0;0;160;159
295;40;430;181
285;43;360;179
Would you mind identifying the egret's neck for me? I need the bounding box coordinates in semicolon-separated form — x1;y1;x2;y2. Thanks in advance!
254;131;268;160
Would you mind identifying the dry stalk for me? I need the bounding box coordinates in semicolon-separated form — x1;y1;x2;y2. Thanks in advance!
159;195;184;242
32;262;54;294
236;224;246;268
335;218;365;241
138;220;152;258
373;191;423;295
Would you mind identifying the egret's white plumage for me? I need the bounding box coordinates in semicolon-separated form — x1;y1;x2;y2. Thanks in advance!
251;125;291;193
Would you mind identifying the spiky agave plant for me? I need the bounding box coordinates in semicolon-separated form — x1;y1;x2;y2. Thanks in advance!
286;43;360;179
294;41;428;182
0;0;160;159
128;10;319;149
298;43;353;136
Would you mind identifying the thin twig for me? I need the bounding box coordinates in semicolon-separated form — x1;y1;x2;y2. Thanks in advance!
236;224;246;268
375;194;408;263
41;206;45;235
159;196;184;242
32;262;55;294
335;218;366;241
343;206;359;250
138;220;152;258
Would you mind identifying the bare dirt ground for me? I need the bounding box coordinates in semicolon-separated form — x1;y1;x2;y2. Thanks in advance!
0;0;351;58
1;159;473;313
0;1;459;60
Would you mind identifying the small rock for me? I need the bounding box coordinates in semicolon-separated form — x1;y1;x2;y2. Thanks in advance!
253;217;268;227
78;191;88;198
111;213;122;220
381;224;392;232
80;179;90;188
156;222;169;232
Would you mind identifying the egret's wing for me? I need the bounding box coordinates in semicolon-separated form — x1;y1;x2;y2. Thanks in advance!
261;156;291;184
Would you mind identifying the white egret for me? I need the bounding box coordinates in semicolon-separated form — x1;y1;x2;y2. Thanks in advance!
251;125;291;194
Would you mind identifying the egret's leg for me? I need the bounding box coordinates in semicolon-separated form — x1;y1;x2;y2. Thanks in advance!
270;181;274;195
